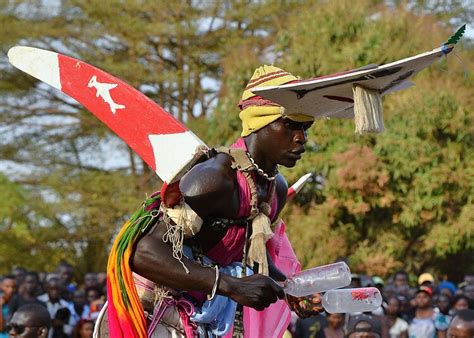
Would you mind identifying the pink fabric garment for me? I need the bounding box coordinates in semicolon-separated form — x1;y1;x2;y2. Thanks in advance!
243;220;301;338
204;138;278;265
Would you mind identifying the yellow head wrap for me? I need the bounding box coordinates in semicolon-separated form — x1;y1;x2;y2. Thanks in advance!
239;65;314;137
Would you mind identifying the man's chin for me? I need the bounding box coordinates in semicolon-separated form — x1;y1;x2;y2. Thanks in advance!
279;159;298;168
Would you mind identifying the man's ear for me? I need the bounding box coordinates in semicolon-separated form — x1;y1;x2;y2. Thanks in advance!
38;326;48;338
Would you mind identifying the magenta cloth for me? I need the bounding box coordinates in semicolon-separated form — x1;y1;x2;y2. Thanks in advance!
204;138;277;264
243;220;301;338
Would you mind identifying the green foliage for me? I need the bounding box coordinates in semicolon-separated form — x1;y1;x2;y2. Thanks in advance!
0;0;472;281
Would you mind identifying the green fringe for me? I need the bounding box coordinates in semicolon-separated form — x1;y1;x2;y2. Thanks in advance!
115;193;161;308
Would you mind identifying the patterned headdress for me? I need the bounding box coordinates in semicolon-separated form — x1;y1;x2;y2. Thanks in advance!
239;65;314;137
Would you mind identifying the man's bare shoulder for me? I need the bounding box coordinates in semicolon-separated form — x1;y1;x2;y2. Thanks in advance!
179;153;236;217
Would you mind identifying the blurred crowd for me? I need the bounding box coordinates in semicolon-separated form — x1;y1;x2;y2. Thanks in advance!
0;263;106;338
1;265;473;338
289;271;474;338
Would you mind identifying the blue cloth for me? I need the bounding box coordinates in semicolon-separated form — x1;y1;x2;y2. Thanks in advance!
438;281;457;296
191;263;253;337
182;246;253;337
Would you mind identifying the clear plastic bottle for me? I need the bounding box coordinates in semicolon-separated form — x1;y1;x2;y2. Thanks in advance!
283;262;351;297
322;287;382;313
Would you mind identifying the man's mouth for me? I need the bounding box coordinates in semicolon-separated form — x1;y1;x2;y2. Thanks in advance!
288;149;305;159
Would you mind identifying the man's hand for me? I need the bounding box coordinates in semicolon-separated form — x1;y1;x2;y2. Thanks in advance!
286;293;324;318
226;274;285;311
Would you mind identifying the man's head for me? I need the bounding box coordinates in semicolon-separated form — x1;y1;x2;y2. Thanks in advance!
326;312;344;330
1;275;17;299
85;287;101;304
56;263;73;284
464;284;474;301
385;296;401;316
346;314;382;337
437;294;452;315
439;280;457;299
415;286;433;309
12;268;26;285
7;303;51;338
83;272;98;289
393;270;409;288
452;295;471;313
418;272;435;288
239;65;314;167
22;273;39;297
447;309;474;338
45;278;62;303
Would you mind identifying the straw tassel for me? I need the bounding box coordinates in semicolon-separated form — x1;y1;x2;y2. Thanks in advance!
247;202;273;275
353;84;384;134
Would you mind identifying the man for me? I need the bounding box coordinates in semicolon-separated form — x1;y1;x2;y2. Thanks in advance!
105;65;321;337
408;286;436;338
7;304;51;338
446;309;474;338
83;274;98;290
1;276;18;338
346;314;382;338
8;273;45;317
37;278;78;338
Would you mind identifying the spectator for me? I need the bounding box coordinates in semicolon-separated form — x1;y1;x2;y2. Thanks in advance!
0;275;17;338
350;274;362;289
346;314;382;338
38;278;78;338
385;271;414;321
408;286;436;338
418;273;435;289
72;319;94;338
72;291;87;320
450;295;471;315
383;296;408;338
438;281;457;299
7;303;51;338
464;284;474;304
323;313;344;338
11;268;26;287
434;294;452;338
446;309;474;338
55;263;75;302
8;272;45;316
82;274;98;290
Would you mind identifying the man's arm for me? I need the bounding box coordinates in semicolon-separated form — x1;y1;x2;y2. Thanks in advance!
132;154;285;310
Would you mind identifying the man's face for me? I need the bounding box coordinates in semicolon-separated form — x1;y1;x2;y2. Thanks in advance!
453;298;469;312
8;311;46;338
327;313;344;329
57;266;73;284
348;321;380;338
46;281;61;302
258;118;312;168
386;298;400;316
447;317;474;338
437;294;451;314
415;291;431;308
86;289;100;304
2;278;17;298
464;285;474;300
394;273;408;288
23;276;38;295
84;273;98;289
